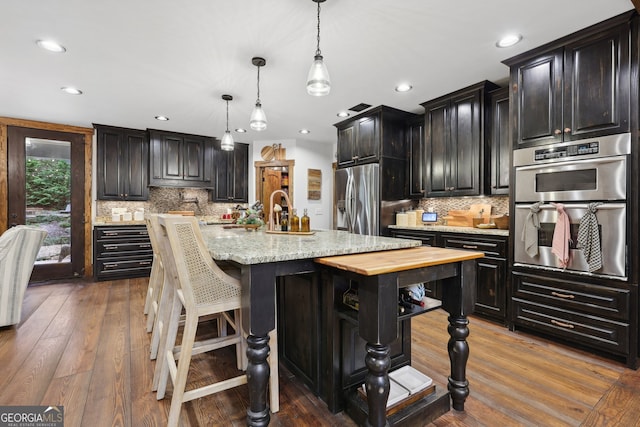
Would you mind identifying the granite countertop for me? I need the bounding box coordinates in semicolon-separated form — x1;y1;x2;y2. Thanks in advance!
389;224;509;237
93;215;229;227
199;226;421;265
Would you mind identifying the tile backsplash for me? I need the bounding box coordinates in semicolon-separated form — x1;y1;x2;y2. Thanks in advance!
95;187;241;218
417;196;509;224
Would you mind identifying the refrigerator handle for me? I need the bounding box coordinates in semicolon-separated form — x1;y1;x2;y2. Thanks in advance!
345;172;354;232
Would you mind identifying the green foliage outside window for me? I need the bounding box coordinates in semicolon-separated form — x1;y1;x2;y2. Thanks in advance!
26;158;71;210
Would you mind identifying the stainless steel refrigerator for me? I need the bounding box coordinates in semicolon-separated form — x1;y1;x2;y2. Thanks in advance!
334;163;412;236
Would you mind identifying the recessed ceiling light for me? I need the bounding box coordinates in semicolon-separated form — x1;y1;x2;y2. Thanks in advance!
36;39;66;53
496;34;522;48
154;115;169;121
235;128;247;133
299;129;310;134
337;111;350;118
61;87;82;95
395;83;412;92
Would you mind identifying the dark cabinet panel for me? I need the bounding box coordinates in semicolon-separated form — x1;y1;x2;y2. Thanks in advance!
149;129;214;188
505;13;631;148
487;88;511;195
422;81;498;197
93;225;152;281
335;105;417;170
95;124;148;201
211;142;249;203
407;115;425;198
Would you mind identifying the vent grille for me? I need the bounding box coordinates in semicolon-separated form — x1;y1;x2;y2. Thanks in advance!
348;103;372;112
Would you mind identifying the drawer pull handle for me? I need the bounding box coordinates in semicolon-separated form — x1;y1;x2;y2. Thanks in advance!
104;232;118;236
462;245;478;249
551;291;575;299
551;319;574;329
140;261;152;266
105;245;119;250
105;263;119;269
140;244;151;248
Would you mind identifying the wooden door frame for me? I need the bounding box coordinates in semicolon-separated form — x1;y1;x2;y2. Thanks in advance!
254;159;295;208
0;117;94;277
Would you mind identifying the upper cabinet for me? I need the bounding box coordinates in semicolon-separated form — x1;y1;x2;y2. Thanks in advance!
504;12;633;148
210;141;249;203
421;81;499;197
335;105;418;169
406;114;425;198
149;129;215;188
95;124;149;201
486;87;510;195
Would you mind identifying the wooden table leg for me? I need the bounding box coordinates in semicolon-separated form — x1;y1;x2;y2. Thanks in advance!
447;314;470;411
246;334;270;427
364;343;391;427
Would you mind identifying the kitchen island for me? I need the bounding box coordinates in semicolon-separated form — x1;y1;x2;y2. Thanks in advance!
199;226;481;426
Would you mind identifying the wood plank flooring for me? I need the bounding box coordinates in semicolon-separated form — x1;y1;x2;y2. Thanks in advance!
0;277;638;426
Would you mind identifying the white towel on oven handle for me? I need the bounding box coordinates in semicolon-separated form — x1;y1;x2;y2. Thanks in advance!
551;203;571;269
521;202;541;258
577;202;603;272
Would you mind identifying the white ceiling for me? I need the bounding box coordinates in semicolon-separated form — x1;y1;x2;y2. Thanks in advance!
1;0;634;145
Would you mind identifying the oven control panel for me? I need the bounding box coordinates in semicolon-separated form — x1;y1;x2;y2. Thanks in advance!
534;141;599;161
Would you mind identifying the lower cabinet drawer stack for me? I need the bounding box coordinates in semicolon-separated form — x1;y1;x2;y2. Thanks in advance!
93;225;153;281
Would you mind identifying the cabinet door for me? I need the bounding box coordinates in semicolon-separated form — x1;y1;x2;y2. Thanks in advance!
355;116;379;164
475;257;506;320
183;136;209;183
337;125;356;167
424;99;450;196
512;49;563;148
231;143;249;202
96;128;125;200
563;23;630;140
212;142;248;202
488;88;510;195
123;131;149;200
407;117;424;198
449;89;482;196
160;133;183;180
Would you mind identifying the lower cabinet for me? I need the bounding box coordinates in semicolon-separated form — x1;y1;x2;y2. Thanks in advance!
511;270;637;367
390;228;509;322
93;225;153;281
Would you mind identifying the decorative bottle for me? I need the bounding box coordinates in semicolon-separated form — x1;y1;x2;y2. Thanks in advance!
301;208;310;232
290;209;300;232
281;212;288;232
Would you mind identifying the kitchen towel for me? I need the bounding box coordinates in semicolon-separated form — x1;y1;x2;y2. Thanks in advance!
521;202;541;257
551;203;571;269
577;202;602;272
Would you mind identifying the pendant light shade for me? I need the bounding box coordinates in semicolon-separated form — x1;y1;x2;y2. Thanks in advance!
250;57;267;131
221;94;234;151
307;0;330;96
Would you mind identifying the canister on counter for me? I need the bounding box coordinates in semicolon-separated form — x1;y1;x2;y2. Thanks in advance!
414;209;424;224
406;211;417;227
396;212;408;226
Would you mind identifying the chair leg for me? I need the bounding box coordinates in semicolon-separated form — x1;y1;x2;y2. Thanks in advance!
167;312;198;427
150;274;172;362
155;289;181;397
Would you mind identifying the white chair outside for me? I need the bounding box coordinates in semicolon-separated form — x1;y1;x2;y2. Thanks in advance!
0;225;47;327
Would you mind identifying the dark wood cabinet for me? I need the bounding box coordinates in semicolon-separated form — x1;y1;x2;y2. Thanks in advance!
511;270;636;367
93;225;153;281
486;88;510;195
211;141;248;203
335;105;418;169
406;115;425;198
421;81;499;197
505;13;632;148
390;228;509;322
149;129;214;188
95;124;148;201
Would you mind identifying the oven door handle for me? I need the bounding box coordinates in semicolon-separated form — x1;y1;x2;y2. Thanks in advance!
514;203;626;210
514;155;626;172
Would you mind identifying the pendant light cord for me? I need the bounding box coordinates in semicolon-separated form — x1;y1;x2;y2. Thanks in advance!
256;65;261;104
225;99;230;132
315;1;322;56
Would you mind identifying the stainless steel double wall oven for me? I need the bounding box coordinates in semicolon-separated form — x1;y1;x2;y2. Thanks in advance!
513;133;630;280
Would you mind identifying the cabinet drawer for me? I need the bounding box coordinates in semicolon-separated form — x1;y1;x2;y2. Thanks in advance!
95;240;153;258
513;298;629;355
441;234;506;257
95;226;149;240
512;272;630;322
95;257;153;277
390;230;438;247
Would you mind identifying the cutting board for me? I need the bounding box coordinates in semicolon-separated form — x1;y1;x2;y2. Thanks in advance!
442;203;491;227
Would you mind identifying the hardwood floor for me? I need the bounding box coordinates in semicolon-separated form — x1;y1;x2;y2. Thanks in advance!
0;277;638;426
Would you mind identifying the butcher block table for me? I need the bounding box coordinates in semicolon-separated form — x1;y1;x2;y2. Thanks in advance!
315;246;484;427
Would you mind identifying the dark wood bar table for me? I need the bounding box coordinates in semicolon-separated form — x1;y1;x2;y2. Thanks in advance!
200;226;421;426
315;246;484;427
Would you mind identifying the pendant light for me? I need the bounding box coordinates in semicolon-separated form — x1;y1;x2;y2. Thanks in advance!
306;0;330;96
250;57;267;131
221;94;234;151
